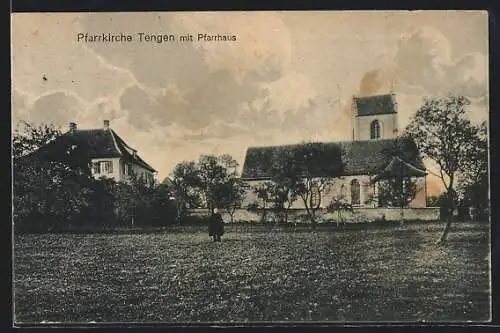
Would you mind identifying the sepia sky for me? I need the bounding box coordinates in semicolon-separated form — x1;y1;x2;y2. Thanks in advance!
11;11;488;194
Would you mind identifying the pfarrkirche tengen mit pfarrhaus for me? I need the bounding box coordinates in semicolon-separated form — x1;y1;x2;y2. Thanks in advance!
76;32;237;43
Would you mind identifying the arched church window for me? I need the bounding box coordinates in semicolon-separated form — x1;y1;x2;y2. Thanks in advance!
351;179;360;205
310;183;321;208
370;120;381;139
340;184;347;200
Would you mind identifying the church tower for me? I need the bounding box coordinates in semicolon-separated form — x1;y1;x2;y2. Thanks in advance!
352;93;399;141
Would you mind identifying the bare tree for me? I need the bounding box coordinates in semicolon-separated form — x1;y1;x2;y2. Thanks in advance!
291;142;344;229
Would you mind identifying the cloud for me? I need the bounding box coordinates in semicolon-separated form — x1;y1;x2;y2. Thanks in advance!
180;12;293;77
79;12;292;91
80;12;297;137
394;26;488;99
13;91;87;130
359;69;395;96
11;12;489;181
11;14;135;102
119;65;278;132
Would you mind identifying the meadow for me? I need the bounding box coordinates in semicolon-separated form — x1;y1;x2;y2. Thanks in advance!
13;221;490;324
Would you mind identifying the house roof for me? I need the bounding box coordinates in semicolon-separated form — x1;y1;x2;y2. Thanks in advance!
33;128;156;172
354;94;397;117
240;138;425;180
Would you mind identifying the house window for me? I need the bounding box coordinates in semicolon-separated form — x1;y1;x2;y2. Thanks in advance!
92;162;101;174
370;120;381;139
146;172;154;185
102;161;113;174
351;179;360;205
124;163;130;175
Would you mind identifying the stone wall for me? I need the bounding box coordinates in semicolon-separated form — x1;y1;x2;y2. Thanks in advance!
188;207;440;223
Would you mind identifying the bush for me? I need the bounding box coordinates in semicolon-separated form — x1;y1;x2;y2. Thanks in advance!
246;202;260;212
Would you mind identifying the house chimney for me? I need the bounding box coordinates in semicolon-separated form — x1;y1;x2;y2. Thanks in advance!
103;120;110;130
69;122;77;133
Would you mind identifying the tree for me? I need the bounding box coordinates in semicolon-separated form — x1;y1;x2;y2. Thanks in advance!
81;177;117;226
326;197;353;229
259;181;297;225
291;142;344;229
13;121;94;231
148;183;178;226
378;176;417;224
169;154;242;218
252;183;270;222
217;178;248;223
197;154;239;212
405;95;486;243
168;161;203;221
457;121;489;219
115;170;162;226
268;149;302;224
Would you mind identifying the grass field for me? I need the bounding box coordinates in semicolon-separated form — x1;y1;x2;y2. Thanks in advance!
13;221;490;323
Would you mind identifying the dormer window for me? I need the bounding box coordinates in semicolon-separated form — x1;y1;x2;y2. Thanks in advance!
370;120;381;139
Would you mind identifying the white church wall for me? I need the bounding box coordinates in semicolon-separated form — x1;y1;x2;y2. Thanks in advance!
241;175;379;210
242;175;427;210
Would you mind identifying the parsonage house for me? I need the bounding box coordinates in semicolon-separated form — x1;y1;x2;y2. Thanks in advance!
240;93;429;209
31;120;157;186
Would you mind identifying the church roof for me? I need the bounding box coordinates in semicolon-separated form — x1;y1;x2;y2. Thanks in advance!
240;137;425;180
30;128;156;172
354;94;397;117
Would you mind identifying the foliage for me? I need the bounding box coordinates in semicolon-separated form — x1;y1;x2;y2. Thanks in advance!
12;121;62;159
291;142;344;227
268;149;301;224
326;198;354;228
167;162;203;221
217;178;248;223
427;194;445;207
378;178;417;208
252;183;270;222
258;181;297;224
246;202;260;212
13;121;94;231
169;154;242;216
111;172;177;226
13;121;177;231
404;95;486;242
456;121;489;216
250;143;345;227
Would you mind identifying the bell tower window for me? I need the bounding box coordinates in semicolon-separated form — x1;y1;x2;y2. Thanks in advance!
370;120;381;139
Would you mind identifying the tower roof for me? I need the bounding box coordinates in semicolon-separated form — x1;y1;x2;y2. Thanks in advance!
354;94;397;117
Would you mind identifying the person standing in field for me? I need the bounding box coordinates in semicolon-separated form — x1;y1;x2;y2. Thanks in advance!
209;207;224;242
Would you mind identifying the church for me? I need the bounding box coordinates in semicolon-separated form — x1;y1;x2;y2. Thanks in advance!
240;93;428;209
